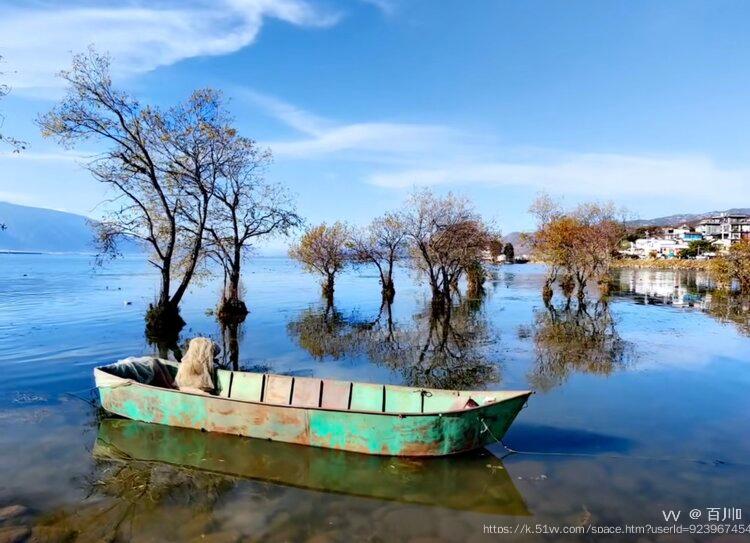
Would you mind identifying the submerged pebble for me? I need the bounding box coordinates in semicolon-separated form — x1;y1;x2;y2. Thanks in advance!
0;526;30;543
0;505;27;522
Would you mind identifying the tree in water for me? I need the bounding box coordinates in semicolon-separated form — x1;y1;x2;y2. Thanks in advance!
465;259;486;299
205;142;302;320
402;189;494;312
503;242;515;262
289;222;350;301
528;193;624;304
348;213;407;303
39;49;242;338
488;238;504;261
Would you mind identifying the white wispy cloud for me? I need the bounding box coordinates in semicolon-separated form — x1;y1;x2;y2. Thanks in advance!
0;150;89;162
244;90;750;204
0;0;339;92
241;89;464;160
239;89;332;136
359;0;398;16
367;152;750;202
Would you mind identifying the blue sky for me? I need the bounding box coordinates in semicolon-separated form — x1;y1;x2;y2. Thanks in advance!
1;0;750;245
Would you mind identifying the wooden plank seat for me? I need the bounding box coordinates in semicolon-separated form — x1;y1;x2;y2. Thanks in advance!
215;370;482;413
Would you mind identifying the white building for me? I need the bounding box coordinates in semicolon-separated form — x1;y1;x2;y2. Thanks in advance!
697;214;750;242
632;238;688;259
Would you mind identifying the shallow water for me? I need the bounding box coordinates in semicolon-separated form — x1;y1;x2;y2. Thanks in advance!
1;255;749;542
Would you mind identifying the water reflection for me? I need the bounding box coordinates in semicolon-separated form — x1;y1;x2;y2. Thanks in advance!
92;419;529;516
610;268;713;307
528;301;634;391
703;291;750;336
359;301;499;390
610;268;750;336
287;299;500;389
219;316;246;370
286;304;351;360
33;437;234;541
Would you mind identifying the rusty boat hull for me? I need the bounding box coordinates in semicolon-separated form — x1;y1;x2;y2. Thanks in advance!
94;360;531;457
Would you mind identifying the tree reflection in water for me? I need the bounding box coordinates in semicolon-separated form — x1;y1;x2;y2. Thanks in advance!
287;298;499;390
529;300;634;391
218;314;247;370
286;303;352;360
705;291;750;336
32;455;235;542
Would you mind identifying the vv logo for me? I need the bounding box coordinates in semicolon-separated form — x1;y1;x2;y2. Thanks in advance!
662;510;681;521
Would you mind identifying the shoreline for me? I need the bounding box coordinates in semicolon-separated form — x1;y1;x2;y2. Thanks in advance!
610;259;712;270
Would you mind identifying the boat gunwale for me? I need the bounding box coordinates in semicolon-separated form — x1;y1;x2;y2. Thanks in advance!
94;366;532;419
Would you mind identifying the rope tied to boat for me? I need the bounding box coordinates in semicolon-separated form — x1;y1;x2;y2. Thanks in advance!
478;417;748;467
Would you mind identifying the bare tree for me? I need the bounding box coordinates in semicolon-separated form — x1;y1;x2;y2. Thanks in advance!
348;212;406;302
402;189;493;311
0;55;25;154
206;142;302;319
289;222;350;301
39;49;238;334
0;55;26;230
529;194;624;303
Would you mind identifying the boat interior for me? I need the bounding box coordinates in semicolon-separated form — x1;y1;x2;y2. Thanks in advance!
100;358;527;415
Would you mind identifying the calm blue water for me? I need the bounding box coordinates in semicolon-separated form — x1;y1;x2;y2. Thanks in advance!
1;255;749;541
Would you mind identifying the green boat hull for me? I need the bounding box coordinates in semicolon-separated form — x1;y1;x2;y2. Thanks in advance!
95;364;530;457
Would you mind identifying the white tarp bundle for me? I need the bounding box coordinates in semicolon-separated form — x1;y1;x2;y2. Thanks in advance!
96;357;175;389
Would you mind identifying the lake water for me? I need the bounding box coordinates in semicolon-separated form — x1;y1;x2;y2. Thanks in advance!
1;255;749;542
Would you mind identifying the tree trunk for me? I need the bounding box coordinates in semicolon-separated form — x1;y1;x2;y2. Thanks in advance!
576;273;587;304
145;298;185;351
228;268;240;302
381;273;395;303
322;273;335;300
218;261;248;320
158;266;171;307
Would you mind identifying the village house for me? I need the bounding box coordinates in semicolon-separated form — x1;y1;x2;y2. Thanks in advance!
696;213;750;242
625;215;750;259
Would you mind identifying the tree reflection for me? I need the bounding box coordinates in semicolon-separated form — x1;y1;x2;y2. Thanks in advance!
287;298;499;390
704;291;750;336
286;303;351;360
146;325;183;361
32;452;234;541
218;313;247;370
364;301;499;390
529;300;633;391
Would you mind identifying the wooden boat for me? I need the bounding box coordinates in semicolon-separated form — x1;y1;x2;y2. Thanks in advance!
94;358;531;457
94;418;530;515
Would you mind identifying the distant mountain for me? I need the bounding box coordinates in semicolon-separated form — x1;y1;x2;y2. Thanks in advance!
0;201;139;254
625;208;750;228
